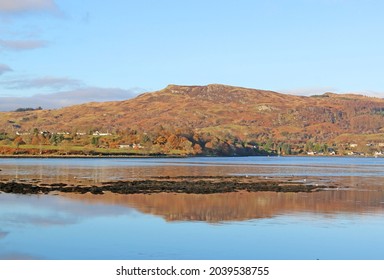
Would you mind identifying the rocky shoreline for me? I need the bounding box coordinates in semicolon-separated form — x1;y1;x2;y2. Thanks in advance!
0;176;335;195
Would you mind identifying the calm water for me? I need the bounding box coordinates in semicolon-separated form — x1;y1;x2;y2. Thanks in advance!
1;156;384;260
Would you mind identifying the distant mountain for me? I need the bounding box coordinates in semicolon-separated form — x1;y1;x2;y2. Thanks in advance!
1;84;384;155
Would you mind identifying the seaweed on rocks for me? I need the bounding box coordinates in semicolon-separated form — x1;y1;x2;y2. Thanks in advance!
0;177;335;195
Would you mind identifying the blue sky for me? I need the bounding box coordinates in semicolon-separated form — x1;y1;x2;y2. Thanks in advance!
0;0;383;111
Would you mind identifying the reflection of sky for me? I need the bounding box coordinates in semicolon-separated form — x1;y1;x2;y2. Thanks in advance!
1;157;384;259
1;193;384;260
0;193;142;259
0;194;136;228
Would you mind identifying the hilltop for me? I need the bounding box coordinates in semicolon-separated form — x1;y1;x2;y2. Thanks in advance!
1;84;384;156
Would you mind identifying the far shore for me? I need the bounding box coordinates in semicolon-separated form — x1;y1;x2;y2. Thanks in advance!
0;154;188;159
0;154;381;159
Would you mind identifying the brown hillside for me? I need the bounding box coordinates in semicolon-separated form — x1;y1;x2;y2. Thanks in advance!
1;84;384;151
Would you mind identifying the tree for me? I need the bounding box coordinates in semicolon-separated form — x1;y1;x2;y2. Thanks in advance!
141;134;151;144
281;143;292;155
0;132;7;141
31;135;41;145
154;135;167;145
33;128;39;136
50;134;64;146
91;136;100;146
305;141;314;152
13;136;25;148
193;143;203;154
263;139;274;152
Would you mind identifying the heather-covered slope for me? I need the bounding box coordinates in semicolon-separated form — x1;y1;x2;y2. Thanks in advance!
1;84;384;156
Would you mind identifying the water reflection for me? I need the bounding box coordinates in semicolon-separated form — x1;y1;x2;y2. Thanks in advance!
61;188;384;223
0;193;142;260
0;193;136;227
1;191;384;260
1;157;384;259
1;164;232;184
1;157;384;185
1;157;384;223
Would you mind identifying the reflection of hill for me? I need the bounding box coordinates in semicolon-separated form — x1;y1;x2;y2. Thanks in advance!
62;189;384;222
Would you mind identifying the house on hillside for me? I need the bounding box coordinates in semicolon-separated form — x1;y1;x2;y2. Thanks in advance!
92;131;111;136
327;148;336;155
118;144;143;149
40;131;50;137
118;144;131;149
16;131;30;135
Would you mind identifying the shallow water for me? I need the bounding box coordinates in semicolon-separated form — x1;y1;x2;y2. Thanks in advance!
1;156;384;259
1;156;384;183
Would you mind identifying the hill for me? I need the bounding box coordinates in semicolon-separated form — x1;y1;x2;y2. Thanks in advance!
1;84;384;156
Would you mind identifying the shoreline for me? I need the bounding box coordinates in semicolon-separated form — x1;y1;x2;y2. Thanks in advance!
0;154;382;159
0;154;188;159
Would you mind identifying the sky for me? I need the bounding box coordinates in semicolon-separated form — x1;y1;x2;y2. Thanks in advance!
0;0;384;111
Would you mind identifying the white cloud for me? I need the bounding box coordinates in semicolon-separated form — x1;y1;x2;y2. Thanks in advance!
1;76;83;90
0;63;12;75
0;39;47;51
0;0;57;14
0;87;145;111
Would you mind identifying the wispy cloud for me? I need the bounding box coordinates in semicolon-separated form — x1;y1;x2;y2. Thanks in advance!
0;252;42;260
0;39;47;51
2;76;83;90
280;87;339;96
0;0;57;14
8;214;78;227
0;63;12;75
356;91;384;99
281;87;384;98
0;87;144;111
0;231;9;239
